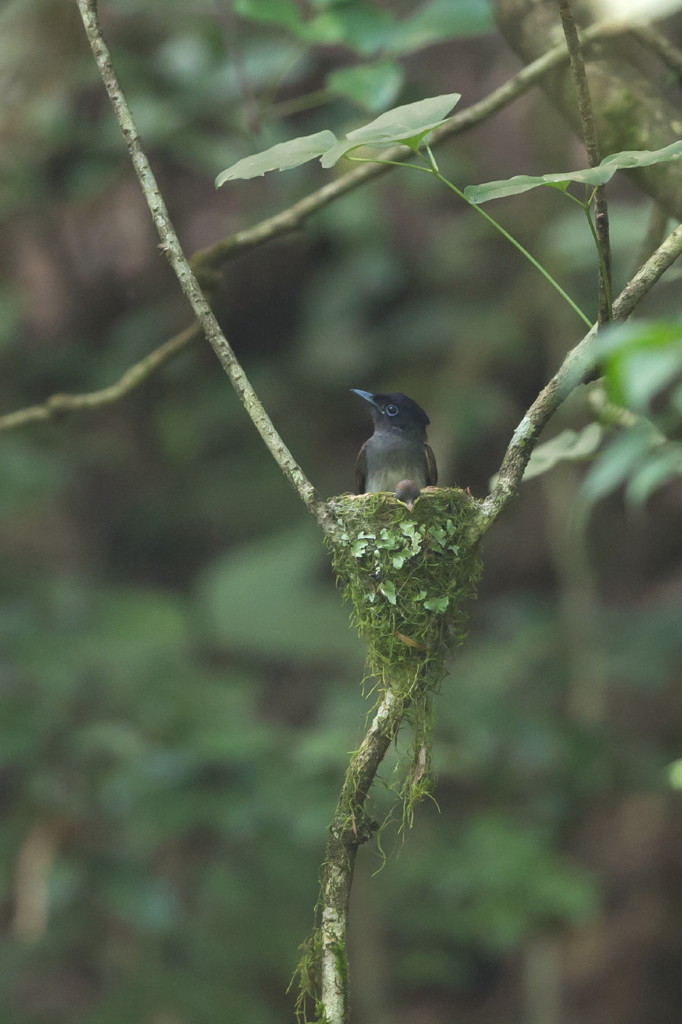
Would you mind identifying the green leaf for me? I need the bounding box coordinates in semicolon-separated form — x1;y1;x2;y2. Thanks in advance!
320;92;460;167
625;446;682;507
464;139;682;204
377;528;401;551
215;130;337;184
326;60;403;112
578;425;656;510
379;580;397;604
216;93;460;182
523;423;603;481
620;348;682;412
305;2;395;54
234;0;305;32
389;0;494;53
595;320;682;411
600;140;682;170
423;596;449;612
351;535;371;557
465;167;612;203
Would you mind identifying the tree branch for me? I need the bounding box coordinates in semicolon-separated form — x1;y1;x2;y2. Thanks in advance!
75;0;322;522
2;18;626;436
479;219;682;525
194;19;622;273
557;0;612;323
494;0;682;220
315;686;408;1023
0;323;200;432
61;13;682;1024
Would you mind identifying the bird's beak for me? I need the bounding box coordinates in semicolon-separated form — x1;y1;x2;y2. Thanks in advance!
350;389;379;409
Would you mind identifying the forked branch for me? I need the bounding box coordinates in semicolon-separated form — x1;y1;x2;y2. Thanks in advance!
3;18;629;436
43;12;682;1024
76;0;322;522
480;220;682;525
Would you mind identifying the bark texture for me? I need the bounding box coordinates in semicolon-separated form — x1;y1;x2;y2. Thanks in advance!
494;0;682;219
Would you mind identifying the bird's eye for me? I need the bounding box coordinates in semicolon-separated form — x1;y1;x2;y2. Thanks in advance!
385;404;399;416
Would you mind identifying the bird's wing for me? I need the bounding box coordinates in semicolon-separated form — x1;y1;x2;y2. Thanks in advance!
355;443;368;494
425;444;438;486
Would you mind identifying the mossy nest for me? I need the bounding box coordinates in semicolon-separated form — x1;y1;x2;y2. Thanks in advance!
323;488;484;691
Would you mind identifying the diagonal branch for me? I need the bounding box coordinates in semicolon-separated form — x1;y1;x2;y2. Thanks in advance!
0;323;200;432
193;18;623;271
75;0;322;522
2;18;627;436
494;0;682;220
479;219;682;526
63;13;682;1024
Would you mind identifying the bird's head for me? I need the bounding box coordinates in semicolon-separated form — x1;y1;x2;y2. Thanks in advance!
350;390;430;437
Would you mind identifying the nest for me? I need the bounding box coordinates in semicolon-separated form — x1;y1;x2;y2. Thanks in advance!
323;488;484;692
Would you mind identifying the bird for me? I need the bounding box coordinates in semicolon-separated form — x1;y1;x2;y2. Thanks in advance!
351;390;438;505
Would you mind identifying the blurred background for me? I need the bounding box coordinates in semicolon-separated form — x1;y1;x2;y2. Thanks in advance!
1;1;681;1022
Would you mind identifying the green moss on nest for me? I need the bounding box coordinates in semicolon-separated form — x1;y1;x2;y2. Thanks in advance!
293;492;485;1013
321;488;485;831
324;488;484;691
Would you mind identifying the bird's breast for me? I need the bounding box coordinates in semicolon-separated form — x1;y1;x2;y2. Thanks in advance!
363;432;429;492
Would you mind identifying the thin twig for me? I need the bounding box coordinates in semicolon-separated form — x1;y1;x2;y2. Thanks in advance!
557;0;612;322
0;323;199;432
2;19;628;436
478;219;682;526
75;0;322;522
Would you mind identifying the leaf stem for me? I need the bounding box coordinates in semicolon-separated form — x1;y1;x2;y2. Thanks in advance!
355;144;592;328
347;154;434;174
421;148;592;328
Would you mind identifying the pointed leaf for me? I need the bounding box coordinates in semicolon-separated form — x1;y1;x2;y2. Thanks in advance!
464;166;612;203
465;139;682;204
216;130;337;185
600;139;682;170
344;92;461;144
320;92;460;167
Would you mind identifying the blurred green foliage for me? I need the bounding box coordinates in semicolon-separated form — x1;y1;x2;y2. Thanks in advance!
581;321;682;509
1;0;681;1022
